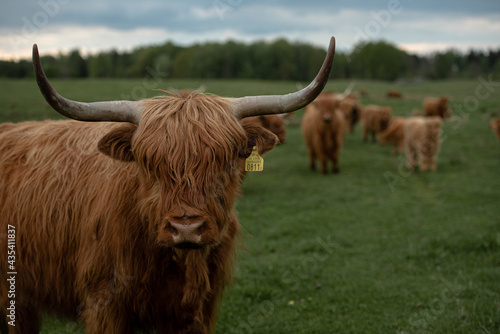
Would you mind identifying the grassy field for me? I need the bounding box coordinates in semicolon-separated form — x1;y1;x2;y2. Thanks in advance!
1;77;499;333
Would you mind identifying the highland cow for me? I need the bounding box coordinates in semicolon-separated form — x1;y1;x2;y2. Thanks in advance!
302;92;347;174
361;105;393;143
0;38;335;334
424;96;452;118
338;94;362;134
387;90;403;99
379;117;406;155
404;116;442;171
241;115;287;144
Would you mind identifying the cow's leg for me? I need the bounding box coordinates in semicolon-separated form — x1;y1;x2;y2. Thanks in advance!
82;295;133;334
155;308;209;334
391;144;397;155
420;154;431;172
308;148;317;171
331;157;339;174
9;304;40;334
331;143;340;174
319;146;328;174
418;148;427;171
430;154;437;171
320;159;328;175
407;146;417;170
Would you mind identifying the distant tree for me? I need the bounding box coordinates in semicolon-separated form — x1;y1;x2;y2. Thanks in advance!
330;51;350;79
0;59;32;78
67;50;87;78
172;46;198;78
2;38;499;80
349;40;409;81
433;50;458;79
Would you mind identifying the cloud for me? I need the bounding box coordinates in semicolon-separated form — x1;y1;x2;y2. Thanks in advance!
0;25;169;60
1;1;499;60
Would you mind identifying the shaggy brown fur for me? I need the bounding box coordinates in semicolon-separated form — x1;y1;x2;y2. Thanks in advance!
302;93;346;174
0;92;278;333
338;94;362;134
379;117;406;155
405;116;442;171
361;105;393;143
241;114;286;144
490;118;500;143
424;96;452;118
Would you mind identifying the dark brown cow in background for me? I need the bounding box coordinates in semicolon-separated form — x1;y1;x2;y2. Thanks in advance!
387;90;403;98
424;96;452;118
302;92;347;174
0;37;335;334
241;115;287;143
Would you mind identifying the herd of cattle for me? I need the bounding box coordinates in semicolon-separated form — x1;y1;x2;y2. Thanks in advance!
251;91;455;174
0;36;498;333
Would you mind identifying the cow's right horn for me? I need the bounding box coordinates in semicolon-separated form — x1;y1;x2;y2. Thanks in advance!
230;36;336;119
33;44;142;124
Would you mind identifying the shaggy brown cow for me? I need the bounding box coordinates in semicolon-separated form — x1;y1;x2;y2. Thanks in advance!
241;114;287;143
490;118;500;143
424;96;452;118
338;94;362;134
302;92;346;174
361;105;393;143
379;117;406;155
387;90;403;98
0;38;335;334
405;116;442;171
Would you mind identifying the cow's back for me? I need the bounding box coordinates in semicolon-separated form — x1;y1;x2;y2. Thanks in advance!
0;120;138;316
405;117;424;141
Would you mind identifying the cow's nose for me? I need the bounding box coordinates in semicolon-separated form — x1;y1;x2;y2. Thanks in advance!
168;219;206;246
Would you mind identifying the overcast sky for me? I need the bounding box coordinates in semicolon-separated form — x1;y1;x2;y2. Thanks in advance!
1;0;500;60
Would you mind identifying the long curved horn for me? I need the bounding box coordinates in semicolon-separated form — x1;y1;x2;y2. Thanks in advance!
231;36;336;119
33;44;142;124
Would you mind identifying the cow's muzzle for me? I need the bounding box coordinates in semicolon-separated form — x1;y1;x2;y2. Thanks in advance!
160;215;213;249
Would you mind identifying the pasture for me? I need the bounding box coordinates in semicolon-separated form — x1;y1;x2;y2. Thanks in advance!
1;77;499;333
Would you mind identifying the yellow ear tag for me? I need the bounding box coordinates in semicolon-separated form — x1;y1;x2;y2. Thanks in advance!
245;146;264;172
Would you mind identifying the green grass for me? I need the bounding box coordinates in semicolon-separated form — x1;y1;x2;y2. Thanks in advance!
1;78;499;333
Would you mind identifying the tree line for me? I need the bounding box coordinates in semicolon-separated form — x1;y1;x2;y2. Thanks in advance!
1;39;499;81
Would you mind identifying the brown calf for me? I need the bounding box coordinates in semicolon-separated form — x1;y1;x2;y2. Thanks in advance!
302;93;346;174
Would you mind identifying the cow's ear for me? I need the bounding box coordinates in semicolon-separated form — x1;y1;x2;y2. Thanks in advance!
98;124;137;162
239;120;279;158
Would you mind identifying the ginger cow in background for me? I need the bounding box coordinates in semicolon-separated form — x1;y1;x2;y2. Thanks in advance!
302;92;346;174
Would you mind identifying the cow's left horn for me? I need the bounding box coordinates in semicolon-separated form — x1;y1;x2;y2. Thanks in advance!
231;36;336;120
33;44;142;124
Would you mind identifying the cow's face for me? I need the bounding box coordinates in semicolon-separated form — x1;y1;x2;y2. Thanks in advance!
312;98;338;125
98;94;278;249
439;97;452;118
259;115;286;143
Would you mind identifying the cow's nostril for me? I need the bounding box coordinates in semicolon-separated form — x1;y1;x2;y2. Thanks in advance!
195;222;206;235
167;222;179;235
